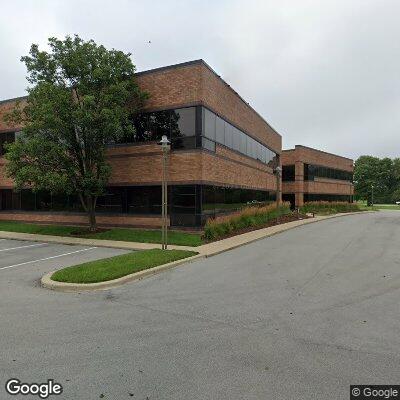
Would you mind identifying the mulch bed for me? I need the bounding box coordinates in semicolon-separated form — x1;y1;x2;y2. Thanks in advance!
204;213;311;243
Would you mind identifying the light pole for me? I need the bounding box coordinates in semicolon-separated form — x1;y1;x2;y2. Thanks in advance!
275;166;282;223
371;184;374;207
158;135;171;250
275;166;282;207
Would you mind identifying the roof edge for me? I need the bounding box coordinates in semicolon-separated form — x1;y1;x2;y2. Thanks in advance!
137;59;282;139
283;145;353;162
0;95;27;105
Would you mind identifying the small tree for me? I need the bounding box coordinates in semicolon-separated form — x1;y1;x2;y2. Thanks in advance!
4;35;147;231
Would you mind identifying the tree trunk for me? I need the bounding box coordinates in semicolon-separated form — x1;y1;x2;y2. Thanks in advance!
86;195;97;232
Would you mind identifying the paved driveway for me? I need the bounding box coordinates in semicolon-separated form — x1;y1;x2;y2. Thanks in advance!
1;211;400;399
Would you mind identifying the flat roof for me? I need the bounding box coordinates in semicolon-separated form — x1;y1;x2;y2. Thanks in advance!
0;95;27;105
0;59;282;139
136;59;282;138
283;145;353;162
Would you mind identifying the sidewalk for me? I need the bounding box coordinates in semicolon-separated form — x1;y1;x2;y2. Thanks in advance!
0;211;372;256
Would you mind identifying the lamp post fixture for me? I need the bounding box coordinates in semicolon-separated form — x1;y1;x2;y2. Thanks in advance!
158;135;171;250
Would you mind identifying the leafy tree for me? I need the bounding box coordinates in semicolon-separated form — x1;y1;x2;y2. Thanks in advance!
4;35;147;231
354;155;400;203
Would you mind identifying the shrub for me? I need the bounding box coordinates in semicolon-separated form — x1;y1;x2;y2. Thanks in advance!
300;201;361;215
203;202;291;241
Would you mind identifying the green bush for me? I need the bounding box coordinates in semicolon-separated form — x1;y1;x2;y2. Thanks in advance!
204;203;291;241
300;201;361;215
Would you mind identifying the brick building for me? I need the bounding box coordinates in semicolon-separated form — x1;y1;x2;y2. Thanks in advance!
0;60;281;228
281;145;354;208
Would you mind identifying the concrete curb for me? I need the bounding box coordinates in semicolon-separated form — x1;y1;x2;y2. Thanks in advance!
39;210;375;292
41;253;204;292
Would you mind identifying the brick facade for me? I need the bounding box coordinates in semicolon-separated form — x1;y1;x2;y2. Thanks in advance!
281;145;354;207
0;60;281;227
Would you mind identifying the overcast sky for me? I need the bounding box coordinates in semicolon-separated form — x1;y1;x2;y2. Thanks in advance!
1;0;399;159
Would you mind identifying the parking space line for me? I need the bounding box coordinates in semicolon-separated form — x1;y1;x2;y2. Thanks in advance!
0;247;98;271
0;243;48;252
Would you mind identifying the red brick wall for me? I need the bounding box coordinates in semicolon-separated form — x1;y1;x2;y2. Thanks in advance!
0;98;25;132
0;60;281;225
282;145;354;207
0;212;168;228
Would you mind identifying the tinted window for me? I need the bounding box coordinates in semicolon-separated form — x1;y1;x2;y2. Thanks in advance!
175;107;195;137
215;116;225;144
282;165;295;181
232;127;240;151
0;132;15;156
203;137;216;152
203;108;216;140
224;122;233;148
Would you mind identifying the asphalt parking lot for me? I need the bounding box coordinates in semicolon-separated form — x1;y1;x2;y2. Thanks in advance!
0;239;129;286
1;211;400;400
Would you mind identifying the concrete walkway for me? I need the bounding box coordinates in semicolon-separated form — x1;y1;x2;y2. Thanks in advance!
0;211;372;257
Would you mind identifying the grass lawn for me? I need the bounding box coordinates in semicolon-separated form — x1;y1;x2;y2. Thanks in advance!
81;228;202;246
0;221;203;247
357;201;400;211
51;249;198;283
372;204;400;210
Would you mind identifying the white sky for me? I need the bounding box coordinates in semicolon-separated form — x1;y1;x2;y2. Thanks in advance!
1;0;399;159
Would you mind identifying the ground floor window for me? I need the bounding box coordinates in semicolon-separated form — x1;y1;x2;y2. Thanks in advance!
304;193;352;202
0;185;276;227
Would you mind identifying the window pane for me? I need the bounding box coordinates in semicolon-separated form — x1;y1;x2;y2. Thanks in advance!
36;191;51;211
232;127;240;151
128;186;162;215
203;137;216;152
215;116;225;144
224;122;233;148
21;189;35;211
239;132;247;154
203;108;216;140
171;107;195;138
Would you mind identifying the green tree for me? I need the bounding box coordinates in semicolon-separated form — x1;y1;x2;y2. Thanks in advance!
354;156;400;203
4;35;147;231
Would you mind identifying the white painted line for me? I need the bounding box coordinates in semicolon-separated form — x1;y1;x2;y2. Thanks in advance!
0;247;98;271
0;243;48;252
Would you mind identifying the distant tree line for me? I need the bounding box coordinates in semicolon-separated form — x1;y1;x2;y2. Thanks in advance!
354;156;400;203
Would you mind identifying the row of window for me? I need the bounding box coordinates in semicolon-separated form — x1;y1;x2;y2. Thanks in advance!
0;185;276;226
202;108;278;167
0;106;279;168
303;194;353;202
0;186;275;215
304;164;353;182
282;164;353;182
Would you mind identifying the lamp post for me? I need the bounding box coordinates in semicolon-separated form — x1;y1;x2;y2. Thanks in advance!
158;135;171;250
275;166;282;223
275;166;282;207
371;184;374;207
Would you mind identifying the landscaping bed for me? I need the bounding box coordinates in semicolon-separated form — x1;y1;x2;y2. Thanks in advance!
204;212;309;242
203;203;294;241
51;249;198;284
